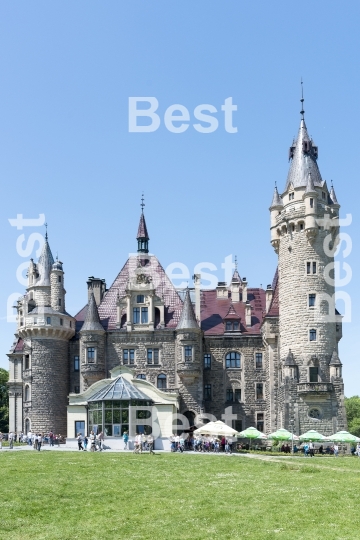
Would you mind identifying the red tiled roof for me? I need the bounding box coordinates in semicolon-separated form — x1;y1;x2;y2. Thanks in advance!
201;288;266;335
97;255;183;330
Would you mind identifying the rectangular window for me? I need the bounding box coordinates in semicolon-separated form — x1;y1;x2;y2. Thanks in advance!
74;386;80;394
87;347;95;363
226;389;234;402
309;329;317;341
313;262;317;274
24;355;30;370
307;262;311;275
233;419;242;432
309;294;316;307
322;191;326;200
204;384;211;400
46;317;51;325
310;198;314;208
58;298;61;306
256;413;264;432
147;348;159;365
256;383;264;400
226;321;232;331
141;307;148;323
204;354;211;369
137;295;144;303
60;318;63;326
74;356;79;372
255;353;263;369
309;366;319;383
75;421;85;437
184;346;192;362
133;307;140;324
234;389;241;402
233;321;239;331
123;349;135;365
58;275;61;283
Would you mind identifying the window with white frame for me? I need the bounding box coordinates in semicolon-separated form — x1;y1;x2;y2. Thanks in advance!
225;351;241;369
256;412;264;432
147;348;159;365
25;385;30;401
309;293;316;307
255;352;263;369
157;373;166;389
184;346;193;362
309;329;317;341
256;383;264;400
87;347;96;363
123;349;135;365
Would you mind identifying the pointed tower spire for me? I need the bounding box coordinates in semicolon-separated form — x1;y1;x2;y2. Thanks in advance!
304;171;317;196
270;184;283;209
177;289;198;329
329;182;340;206
81;292;104;331
137;194;149;253
329;349;342;365
36;230;55;286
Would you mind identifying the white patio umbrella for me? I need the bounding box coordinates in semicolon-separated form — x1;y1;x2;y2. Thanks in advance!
193;420;239;438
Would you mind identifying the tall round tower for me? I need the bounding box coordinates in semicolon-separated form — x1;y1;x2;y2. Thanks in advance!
270;100;346;435
15;235;75;436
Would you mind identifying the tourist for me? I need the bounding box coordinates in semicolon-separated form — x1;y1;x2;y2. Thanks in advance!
89;431;96;452
37;433;43;451
309;442;315;457
83;435;88;451
32;432;36;450
97;431;104;451
77;433;84;451
49;431;54;447
214;439;220;453
333;444;339;457
27;430;32;446
9;431;14;449
123;431;129;450
175;434;180;451
0;432;3;449
303;443;309;457
318;445;323;455
147;434;155;454
225;438;231;454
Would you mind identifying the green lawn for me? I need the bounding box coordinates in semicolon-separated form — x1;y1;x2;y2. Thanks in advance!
1;451;360;540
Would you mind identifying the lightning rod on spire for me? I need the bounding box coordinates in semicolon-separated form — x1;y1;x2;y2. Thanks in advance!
300;78;305;119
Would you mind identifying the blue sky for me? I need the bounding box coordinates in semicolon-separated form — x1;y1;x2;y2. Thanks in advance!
1;1;359;395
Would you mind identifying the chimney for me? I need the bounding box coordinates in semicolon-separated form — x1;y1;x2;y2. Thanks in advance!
87;277;107;306
216;281;228;299
245;300;252;326
242;277;248;303
265;284;273;312
194;273;201;323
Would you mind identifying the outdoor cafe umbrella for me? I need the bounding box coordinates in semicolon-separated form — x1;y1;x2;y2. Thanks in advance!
299;430;325;442
268;428;295;441
238;426;267;449
193;420;239;438
326;430;359;443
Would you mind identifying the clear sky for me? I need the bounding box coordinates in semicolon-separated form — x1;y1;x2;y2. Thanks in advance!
1;1;359;395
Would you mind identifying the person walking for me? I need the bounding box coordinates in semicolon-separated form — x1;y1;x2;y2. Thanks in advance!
49;431;54;447
37;433;43;451
123;431;129;450
356;442;360;457
333;444;339;457
89;431;96;452
9;431;14;449
309;442;315;457
147;434;155;454
98;431;104;451
77;433;84;451
83;435;88;451
27;430;32;446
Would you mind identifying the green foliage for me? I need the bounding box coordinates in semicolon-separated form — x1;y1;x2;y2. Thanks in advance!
345;395;360;437
0;368;9;433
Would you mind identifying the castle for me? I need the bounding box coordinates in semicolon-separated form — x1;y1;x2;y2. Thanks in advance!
7;105;347;443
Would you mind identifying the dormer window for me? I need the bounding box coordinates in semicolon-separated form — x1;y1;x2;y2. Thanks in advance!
225;320;240;332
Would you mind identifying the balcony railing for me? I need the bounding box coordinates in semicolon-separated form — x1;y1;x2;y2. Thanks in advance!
297;382;334;394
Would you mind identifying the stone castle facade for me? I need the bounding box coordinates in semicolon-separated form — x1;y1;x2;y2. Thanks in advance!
7;108;347;438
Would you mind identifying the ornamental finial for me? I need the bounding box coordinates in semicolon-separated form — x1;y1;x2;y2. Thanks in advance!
141;193;145;213
300;78;305;119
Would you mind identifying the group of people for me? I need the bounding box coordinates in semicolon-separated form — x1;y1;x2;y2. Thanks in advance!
169;434;233;454
133;433;155;454
77;431;104;451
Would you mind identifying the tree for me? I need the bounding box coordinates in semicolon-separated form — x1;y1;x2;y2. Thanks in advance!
0;368;9;433
344;396;360;436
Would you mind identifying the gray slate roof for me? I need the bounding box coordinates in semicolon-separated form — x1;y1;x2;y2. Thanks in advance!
329;185;339;205
329;350;342;365
81;293;104;332
36;238;55;286
270;186;283;209
285;119;323;192
88;376;152;401
176;288;198;330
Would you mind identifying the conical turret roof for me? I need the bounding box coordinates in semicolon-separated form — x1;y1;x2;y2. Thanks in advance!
231;269;241;283
81;293;104;332
285;119;322;191
329;349;342;365
284;349;296;366
304;171;317;196
329;184;339;205
176;289;198;330
270;186;283;209
36;237;55;286
137;212;149;240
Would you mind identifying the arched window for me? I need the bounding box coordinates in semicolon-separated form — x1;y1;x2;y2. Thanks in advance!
157;374;167;389
25;385;30;401
225;352;241;369
137;374;146;380
25;418;30;434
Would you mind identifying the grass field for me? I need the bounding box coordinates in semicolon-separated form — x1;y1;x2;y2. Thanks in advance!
1;451;359;540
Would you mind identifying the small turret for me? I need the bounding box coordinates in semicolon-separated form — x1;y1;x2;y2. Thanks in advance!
51;258;65;312
137;195;149;254
270;185;283;251
177;289;198;330
329;349;342;380
81;293;105;332
80;292;105;391
329;183;340;210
